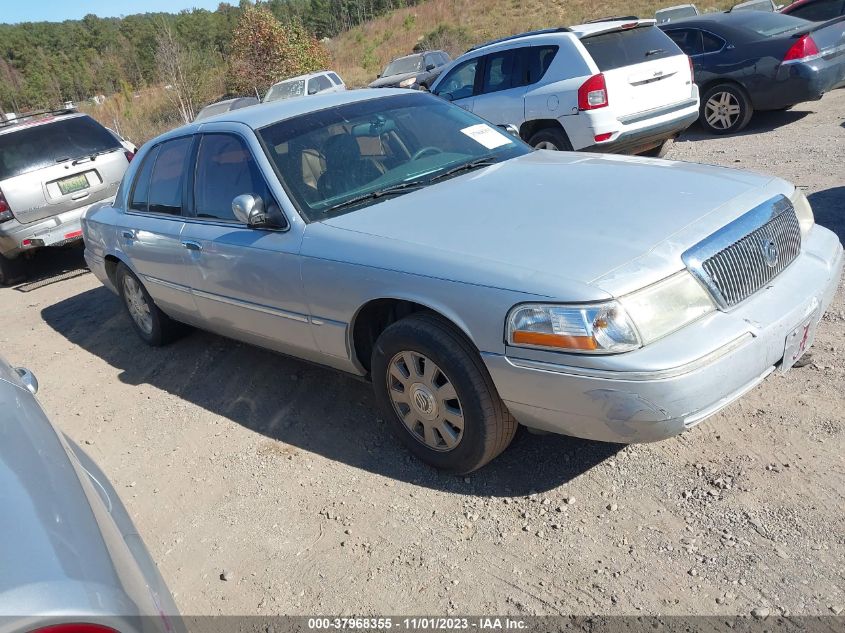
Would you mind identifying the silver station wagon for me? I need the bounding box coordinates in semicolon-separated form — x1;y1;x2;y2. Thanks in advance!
82;89;844;473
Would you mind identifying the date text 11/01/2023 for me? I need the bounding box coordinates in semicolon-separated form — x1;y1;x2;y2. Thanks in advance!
307;617;528;630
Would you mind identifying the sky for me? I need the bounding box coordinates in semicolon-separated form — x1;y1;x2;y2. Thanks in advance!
1;0;225;25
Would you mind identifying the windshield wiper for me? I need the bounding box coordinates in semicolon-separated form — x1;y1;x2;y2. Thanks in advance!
429;156;499;184
71;148;120;166
324;181;426;213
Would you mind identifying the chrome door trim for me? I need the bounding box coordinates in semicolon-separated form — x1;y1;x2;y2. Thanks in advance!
190;288;310;323
144;275;192;293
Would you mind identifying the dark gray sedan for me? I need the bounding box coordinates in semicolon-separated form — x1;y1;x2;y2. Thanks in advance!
660;11;845;133
0;355;182;631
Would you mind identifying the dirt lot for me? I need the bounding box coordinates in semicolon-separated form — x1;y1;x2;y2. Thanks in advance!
1;90;843;618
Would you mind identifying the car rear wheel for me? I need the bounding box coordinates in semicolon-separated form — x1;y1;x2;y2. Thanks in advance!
371;313;517;474
528;127;573;151
116;262;185;346
700;84;753;135
0;253;25;287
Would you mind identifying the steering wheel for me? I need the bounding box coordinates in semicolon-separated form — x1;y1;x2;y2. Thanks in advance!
411;146;443;161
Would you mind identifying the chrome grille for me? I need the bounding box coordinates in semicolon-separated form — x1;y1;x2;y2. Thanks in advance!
682;195;801;309
701;210;800;307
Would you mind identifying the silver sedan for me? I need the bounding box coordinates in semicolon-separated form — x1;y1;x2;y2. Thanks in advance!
82;89;843;473
0;355;182;630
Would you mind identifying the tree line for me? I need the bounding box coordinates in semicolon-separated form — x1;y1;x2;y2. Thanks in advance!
0;0;422;113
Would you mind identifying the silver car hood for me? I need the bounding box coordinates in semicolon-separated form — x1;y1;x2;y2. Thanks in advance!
319;151;793;298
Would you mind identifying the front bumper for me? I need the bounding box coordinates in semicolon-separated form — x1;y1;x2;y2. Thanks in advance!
0;202;108;258
483;225;844;444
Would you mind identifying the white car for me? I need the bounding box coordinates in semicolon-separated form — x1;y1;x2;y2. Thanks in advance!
429;20;700;156
263;71;346;103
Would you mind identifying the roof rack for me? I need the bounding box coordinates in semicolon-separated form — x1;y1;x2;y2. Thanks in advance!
0;107;77;129
465;27;572;53
583;15;640;23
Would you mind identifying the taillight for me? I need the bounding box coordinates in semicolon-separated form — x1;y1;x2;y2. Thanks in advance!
578;73;608;110
28;624;119;633
688;55;695;83
784;34;819;62
0;188;12;223
124;150;135;163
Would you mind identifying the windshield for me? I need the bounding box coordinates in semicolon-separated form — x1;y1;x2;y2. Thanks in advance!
264;79;307;102
383;56;423;77
0;115;121;181
258;92;530;221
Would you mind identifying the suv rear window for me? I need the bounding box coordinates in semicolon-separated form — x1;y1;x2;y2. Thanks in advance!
580;26;680;71
0;115;121;181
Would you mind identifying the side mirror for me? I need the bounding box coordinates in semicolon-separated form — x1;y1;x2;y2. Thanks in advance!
426;63;436;71
15;367;38;395
440;92;454;101
376;74;381;79
232;194;287;230
499;124;521;139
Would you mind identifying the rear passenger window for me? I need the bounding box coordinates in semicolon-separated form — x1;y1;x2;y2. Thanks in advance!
193;134;272;222
665;29;703;55
702;32;726;53
328;72;343;85
129;145;159;212
309;75;333;94
147;137;192;215
481;50;518;94
520;45;558;85
581;26;680;71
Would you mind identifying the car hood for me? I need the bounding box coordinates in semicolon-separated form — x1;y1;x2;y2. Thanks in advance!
368;71;421;88
318;151;793;298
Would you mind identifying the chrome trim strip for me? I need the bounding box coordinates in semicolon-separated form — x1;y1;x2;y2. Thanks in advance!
191;288;310;323
781;42;845;65
502;333;753;382
144;275;192;293
682;195;796;310
617;98;698;125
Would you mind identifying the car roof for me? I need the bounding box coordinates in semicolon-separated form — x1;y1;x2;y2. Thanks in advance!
0;110;86;137
662;10;803;28
159;88;411;138
270;70;333;86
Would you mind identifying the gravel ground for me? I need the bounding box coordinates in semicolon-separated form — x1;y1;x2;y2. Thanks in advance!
1;90;843;618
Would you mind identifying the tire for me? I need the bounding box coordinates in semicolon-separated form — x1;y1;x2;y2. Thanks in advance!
700;83;753;135
527;127;573;151
640;138;673;158
115;262;185;346
0;253;25;287
371;312;517;474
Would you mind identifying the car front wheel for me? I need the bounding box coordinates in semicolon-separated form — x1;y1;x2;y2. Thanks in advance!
700;83;753;135
371;313;517;473
116;262;185;346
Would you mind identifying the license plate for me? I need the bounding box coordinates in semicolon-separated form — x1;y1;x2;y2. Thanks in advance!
780;308;820;374
57;173;89;195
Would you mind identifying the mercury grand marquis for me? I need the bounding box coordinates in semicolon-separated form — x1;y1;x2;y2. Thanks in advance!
82;89;844;473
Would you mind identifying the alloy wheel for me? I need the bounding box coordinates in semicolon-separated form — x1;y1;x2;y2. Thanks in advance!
123;275;153;335
386;351;464;452
534;141;559;150
705;91;742;130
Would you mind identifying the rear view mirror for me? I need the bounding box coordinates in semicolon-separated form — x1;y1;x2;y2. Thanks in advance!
14;367;38;395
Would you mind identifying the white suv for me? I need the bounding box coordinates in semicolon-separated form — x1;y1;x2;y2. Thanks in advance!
429;20;700;156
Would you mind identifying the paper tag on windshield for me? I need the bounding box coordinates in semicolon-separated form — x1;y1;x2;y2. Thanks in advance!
460;124;512;149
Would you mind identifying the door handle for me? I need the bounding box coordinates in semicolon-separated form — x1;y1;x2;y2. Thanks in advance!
182;240;202;252
121;230;136;240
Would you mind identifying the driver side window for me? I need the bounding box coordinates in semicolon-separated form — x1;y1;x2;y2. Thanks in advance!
434;58;479;100
193;133;273;222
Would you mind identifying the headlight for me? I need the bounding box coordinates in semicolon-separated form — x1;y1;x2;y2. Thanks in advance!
399;77;417;88
790;187;814;236
507;302;641;353
507;272;715;354
619;271;715;345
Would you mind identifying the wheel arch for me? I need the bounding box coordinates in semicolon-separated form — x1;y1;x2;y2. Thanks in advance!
699;78;752;104
519;118;570;143
349;296;480;375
